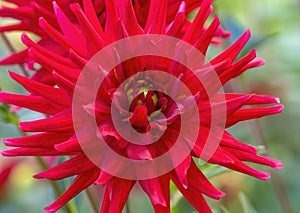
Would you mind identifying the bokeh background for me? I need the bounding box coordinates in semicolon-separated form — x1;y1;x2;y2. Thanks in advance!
0;0;299;212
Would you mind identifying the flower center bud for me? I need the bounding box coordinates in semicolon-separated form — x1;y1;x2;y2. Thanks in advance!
125;79;168;134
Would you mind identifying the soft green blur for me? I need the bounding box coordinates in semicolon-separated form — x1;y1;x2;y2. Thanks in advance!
0;0;299;213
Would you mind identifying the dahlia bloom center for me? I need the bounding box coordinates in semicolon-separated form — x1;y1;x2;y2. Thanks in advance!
116;76;175;136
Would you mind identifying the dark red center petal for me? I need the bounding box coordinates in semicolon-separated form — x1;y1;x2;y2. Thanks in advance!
129;105;149;128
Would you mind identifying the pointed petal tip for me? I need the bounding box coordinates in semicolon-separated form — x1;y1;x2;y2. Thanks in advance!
214;190;226;200
213;15;220;24
95;171;113;185
54;143;62;151
7;69;15;76
1;149;17;157
2;138;13;146
0;150;9;157
18;122;27;132
82;104;93;112
7;70;22;82
222;30;232;38
276;104;284;113
0;91;13;102
33;173;44;179
53;2;63;17
256;58;266;66
249;48;257;56
245;29;252;37
203;0;214;6
52;1;58;8
20;32;30;44
69;3;81;13
182;179;188;189
272;160;283;170
260;172;271;181
179;1;186;10
44;206;55;213
38;17;47;27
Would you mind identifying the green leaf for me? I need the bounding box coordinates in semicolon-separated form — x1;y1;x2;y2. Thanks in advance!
0;104;19;125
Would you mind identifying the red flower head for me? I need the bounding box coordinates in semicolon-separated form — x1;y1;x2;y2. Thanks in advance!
0;0;283;213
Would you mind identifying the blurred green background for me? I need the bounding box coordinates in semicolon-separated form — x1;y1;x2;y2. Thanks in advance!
0;0;299;212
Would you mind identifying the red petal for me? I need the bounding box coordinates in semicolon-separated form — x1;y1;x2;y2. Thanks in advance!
100;178;135;213
34;155;96;180
54;137;81;152
220;49;257;84
82;0;105;36
104;0;119;36
183;0;213;44
31;67;55;85
223;147;283;170
173;156;191;189
217;93;281;105
226;105;284;127
167;2;186;37
21;33;76;68
149;0;168;34
52;72;75;97
0;49;28;65
139;174;170;211
220;151;271;180
70;3;105;54
220;131;257;154
139;177;168;207
194;16;220;55
53;2;88;56
126;144;152;160
8;71;70;108
122;0;143;35
20;110;73;132
187;160;225;199
38;17;86;58
0;92;60;115
129;105;149;128
28;48;80;82
3;132;71;148
95;171;113;185
171;173;213;213
1;147;71;157
210;30;251;64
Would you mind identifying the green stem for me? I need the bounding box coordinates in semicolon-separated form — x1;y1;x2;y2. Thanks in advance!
35;156;63;197
125;201;131;213
85;188;99;213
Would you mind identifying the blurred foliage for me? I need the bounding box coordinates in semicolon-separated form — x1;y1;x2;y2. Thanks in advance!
0;0;300;213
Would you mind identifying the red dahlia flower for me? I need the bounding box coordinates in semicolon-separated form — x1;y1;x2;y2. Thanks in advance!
0;0;283;213
0;0;230;84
